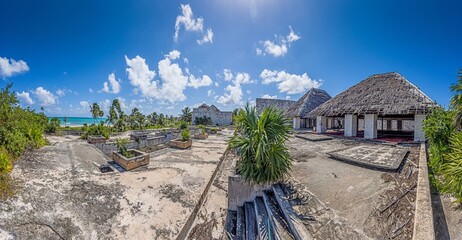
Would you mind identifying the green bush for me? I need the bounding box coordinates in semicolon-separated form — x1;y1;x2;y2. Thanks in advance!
441;132;462;203
0;148;12;174
179;121;189;130
115;138;134;158
194;115;212;125
229;105;293;185
46;117;61;133
181;129;190;141
81;123;110;139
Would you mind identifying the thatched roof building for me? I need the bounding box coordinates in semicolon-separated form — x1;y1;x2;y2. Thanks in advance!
286;88;331;118
308;72;437;118
255;98;296;114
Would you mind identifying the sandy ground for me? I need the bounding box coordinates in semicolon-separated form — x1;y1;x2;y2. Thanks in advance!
0;130;232;239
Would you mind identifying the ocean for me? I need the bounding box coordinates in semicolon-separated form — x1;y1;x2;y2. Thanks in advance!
48;117;107;127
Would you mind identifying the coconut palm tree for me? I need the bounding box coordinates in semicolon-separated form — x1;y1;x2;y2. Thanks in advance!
90;103;104;124
229;104;293;185
450;69;462;128
180;107;192;123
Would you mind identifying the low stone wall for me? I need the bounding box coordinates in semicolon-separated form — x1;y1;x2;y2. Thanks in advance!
92;133;176;155
412;143;435;240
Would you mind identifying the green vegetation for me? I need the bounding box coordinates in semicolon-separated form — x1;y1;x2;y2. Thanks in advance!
194;115;212;125
229;104;293;185
181;129;190;141
0;84;48;199
199;125;206;135
46;117;61;133
180;107;192;123
115;138;135;158
179;121;189;130
423;69;462;203
81;122;110;139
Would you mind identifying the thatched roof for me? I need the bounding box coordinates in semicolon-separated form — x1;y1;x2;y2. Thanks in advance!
308;72;437;117
286;88;331;118
194;103;221;112
255;98;296;113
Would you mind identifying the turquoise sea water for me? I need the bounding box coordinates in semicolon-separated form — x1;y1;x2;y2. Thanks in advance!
48;117;107;127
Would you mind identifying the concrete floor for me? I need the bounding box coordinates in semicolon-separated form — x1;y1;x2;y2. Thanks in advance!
288;136;400;238
0;131;232;239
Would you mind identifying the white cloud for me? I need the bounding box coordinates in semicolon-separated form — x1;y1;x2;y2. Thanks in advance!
101;73;121;94
256;48;262;55
56;89;66;97
257;26;301;57
0;56;29;79
217;83;243;105
174;4;204;42
34;87;57;106
80;101;89;108
286;96;291;100
261;94;278;99
207;89;215;97
217;69;254;105
125;50;189;103
16;91;34;105
287;25;301;43
167;50;181;60
260;69;321;94
197;28;214;45
183;57;189;64
89;88;94;93
188;74;212;88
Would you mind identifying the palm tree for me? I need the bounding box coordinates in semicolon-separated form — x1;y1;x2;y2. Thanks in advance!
90;103;104;124
450;69;462;128
180;107;192;123
229;104;293;185
63;116;68;127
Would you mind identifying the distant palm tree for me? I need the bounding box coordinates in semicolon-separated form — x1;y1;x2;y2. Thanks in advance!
229;104;293;185
90;103;104;124
180;107;192;123
63;116;68;127
450;69;462;128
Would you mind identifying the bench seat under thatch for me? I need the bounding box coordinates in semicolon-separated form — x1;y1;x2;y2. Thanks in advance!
307;72;437;117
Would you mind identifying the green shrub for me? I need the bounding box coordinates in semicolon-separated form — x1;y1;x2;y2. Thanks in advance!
229;105;293;185
81;123;110;139
442;131;462;203
115;138;135;158
0;148;12;174
179;121;189;130
181;129;190;141
46;117;61;133
194;115;212;125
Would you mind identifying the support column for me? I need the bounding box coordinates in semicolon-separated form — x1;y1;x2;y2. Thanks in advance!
293;117;301;130
414;114;426;142
364;114;378;139
316;116;327;133
344;114;358;137
386;120;392;130
397;120;403;131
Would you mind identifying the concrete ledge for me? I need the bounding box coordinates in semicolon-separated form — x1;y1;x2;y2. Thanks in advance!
295;134;333;142
412;143;435;240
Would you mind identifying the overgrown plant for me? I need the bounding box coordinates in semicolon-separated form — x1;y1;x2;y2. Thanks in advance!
229;104;293;185
81;123;110;139
199;125;206;135
181;129;190;141
115;138;135;158
442;132;462;203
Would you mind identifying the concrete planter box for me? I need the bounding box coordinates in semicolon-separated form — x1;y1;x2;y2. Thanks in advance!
130;132;148;141
112;149;149;171
194;133;208;140
88;135;107;144
169;139;192;149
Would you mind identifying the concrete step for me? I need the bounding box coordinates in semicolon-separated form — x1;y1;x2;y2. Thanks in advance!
236;206;245;240
272;184;313;240
244;202;257;240
254;196;276;240
263;191;295;240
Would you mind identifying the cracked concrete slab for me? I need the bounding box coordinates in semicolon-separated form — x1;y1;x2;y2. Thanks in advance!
328;144;408;171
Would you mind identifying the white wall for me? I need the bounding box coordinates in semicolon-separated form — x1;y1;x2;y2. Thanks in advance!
364;114;378;139
316;116;327;133
414;114;426;142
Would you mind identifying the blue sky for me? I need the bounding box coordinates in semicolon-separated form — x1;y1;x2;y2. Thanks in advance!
1;0;461;117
